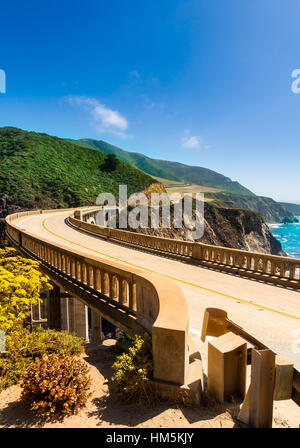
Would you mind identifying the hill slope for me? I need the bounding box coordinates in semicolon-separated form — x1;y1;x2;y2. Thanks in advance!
204;192;295;223
279;202;300;216
75;139;255;196
0;127;156;209
0;127;157;244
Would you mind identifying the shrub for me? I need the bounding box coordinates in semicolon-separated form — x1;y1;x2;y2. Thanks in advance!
0;247;51;332
118;331;134;343
0;327;84;391
21;353;91;419
0;357;27;390
7;327;84;361
112;335;153;402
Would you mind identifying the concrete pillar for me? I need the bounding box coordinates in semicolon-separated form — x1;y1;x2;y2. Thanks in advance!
70;297;89;341
207;331;247;402
60;296;70;332
274;355;294;401
48;284;61;330
59;294;89;342
249;348;275;428
90;310;103;344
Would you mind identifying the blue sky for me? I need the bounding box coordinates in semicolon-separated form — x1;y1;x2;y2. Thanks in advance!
1;0;300;202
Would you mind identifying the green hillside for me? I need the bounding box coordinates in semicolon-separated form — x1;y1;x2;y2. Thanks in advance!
204;191;294;223
0;127;155;210
75;138;255;196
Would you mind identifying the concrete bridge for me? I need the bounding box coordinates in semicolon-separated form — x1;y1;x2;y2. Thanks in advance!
5;207;300;419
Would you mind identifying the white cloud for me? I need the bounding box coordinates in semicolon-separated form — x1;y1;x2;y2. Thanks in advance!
181;135;200;149
65;95;129;137
129;70;141;81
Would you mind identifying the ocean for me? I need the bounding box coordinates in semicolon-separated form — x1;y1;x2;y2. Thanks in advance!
269;218;300;259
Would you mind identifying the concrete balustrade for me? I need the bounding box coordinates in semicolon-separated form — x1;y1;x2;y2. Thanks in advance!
5;209;191;389
68;208;300;289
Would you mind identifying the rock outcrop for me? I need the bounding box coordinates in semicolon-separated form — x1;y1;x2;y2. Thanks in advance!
127;202;285;256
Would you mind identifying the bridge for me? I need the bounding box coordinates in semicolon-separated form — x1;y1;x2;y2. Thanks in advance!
5;207;300;425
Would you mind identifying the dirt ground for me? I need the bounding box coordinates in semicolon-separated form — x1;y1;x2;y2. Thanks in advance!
0;339;298;429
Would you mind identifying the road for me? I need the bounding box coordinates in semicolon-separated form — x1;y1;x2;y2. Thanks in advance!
16;210;300;369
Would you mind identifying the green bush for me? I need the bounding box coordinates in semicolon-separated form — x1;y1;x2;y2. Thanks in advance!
118;331;134;343
21;353;91;419
0;357;27;390
7;327;84;361
112;335;153;401
0;327;84;391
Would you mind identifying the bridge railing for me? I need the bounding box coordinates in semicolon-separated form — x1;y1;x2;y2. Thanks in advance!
6;209;189;386
69;208;300;289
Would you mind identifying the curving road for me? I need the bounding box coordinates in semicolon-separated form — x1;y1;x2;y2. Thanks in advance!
16;210;300;370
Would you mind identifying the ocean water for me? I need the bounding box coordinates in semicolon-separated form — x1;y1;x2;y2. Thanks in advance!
269;217;300;259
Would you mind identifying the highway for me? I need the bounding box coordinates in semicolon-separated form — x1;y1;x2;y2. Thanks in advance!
16;210;300;370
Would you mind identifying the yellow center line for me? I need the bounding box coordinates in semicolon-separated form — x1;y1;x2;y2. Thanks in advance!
42;216;300;322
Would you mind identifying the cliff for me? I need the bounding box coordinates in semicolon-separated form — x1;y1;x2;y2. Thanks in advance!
125;202;285;256
205;192;294;223
279;202;300;216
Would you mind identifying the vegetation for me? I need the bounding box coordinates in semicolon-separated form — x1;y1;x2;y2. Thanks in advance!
0;247;85;405
0;127;155;210
112;335;153;402
0;327;84;391
21;353;91;419
0;247;50;332
75;138;254;195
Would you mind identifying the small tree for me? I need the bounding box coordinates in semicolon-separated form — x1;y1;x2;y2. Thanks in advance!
0;247;51;332
100;153;118;172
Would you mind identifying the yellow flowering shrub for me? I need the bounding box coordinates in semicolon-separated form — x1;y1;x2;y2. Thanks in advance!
0;247;51;332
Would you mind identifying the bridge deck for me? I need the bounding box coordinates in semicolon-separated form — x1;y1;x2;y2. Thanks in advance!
15;210;300;369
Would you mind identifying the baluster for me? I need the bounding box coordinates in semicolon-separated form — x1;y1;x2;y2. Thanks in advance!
76;261;81;281
119;279;127;305
87;265;93;287
93;267;100;291
101;273;109;295
110;275;118;300
290;263;296;279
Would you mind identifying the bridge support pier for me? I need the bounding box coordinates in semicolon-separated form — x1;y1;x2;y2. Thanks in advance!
48;284;61;331
90;310;103;344
48;286;89;342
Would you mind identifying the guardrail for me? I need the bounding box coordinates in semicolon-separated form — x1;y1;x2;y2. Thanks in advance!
5;209;189;386
69;208;300;290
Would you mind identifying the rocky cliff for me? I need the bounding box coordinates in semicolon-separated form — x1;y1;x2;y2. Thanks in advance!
205;192;294;223
125;202;285;256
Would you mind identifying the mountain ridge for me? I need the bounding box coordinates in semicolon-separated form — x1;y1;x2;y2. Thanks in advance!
74;138;255;196
74;138;298;223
